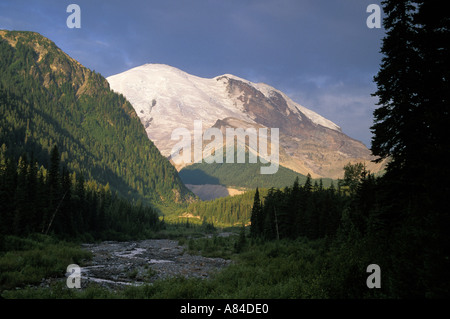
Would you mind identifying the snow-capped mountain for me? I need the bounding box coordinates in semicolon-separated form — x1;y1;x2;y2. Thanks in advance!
107;64;382;178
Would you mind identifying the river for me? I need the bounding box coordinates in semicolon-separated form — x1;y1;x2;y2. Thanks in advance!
74;238;232;289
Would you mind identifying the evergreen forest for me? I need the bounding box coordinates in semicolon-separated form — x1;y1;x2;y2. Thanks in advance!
0;30;192;205
179;158;335;189
0;144;163;243
1;0;449;301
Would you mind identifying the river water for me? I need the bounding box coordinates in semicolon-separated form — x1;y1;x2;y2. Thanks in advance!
75;238;231;289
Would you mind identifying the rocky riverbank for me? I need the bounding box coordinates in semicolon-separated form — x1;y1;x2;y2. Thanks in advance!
75;238;232;289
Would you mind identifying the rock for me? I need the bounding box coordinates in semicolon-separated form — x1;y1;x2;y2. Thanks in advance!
75;238;231;289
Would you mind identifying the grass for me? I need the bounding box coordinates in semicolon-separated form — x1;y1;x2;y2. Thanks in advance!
0;233;92;293
1;227;384;299
185;235;237;259
113;237;331;299
2;234;333;299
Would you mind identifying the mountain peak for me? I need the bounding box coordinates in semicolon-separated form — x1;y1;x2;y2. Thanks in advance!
107;64;382;178
0;29;109;97
0;32;193;204
0;30;77;65
214;73;250;83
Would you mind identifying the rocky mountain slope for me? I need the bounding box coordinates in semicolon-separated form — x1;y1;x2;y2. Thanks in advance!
107;64;382;179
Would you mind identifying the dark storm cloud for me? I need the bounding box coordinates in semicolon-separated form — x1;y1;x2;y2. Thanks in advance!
0;0;385;146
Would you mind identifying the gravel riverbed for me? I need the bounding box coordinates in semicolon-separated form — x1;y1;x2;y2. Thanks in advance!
72;238;232;289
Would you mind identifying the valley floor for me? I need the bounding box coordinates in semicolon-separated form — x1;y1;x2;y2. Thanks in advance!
0;227;384;299
75;238;232;289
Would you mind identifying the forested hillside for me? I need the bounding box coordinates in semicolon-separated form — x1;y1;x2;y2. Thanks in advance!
183;175;340;227
184;188;269;226
0;30;193;205
179;158;335;189
0;144;162;242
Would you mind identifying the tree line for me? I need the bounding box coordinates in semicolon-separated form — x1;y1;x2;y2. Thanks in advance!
250;171;354;241
0;144;163;244
250;0;450;298
185;188;268;226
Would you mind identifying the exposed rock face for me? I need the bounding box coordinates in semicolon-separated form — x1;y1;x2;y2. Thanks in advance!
107;64;383;179
0;30;109;96
216;78;382;178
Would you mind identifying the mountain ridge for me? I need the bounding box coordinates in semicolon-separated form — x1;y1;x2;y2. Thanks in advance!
0;30;194;205
107;63;384;179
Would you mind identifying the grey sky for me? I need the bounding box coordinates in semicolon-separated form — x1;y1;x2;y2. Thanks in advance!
0;0;385;147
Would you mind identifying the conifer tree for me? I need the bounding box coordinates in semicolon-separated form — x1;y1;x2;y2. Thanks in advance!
250;187;263;238
13;155;28;235
371;0;450;297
